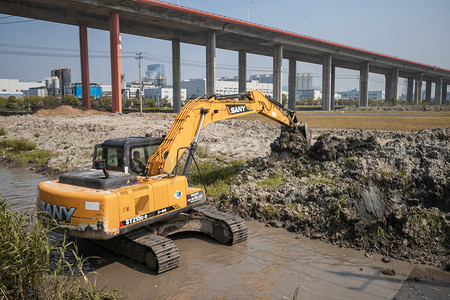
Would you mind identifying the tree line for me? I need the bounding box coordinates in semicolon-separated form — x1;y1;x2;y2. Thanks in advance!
0;95;172;111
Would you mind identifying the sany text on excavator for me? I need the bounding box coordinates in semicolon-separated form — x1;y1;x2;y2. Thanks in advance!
37;90;310;273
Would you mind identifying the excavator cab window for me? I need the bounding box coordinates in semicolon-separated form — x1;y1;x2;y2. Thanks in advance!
129;145;159;175
94;146;124;171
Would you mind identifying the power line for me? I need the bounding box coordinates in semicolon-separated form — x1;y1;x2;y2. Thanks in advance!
0;19;35;25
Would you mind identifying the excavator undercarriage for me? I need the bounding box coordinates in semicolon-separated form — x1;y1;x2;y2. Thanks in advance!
94;205;247;273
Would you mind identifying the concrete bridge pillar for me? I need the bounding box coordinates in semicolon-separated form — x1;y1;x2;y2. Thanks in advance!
322;54;332;111
359;62;369;107
172;38;181;113
406;78;414;103
331;64;335;110
385;73;392;101
206;31;216;94
109;12;122;113
443;83;448;104
288;58;296;110
79;23;90;108
238;50;247;93
391;68;399;100
414;73;423;105
425;80;432;103
273;44;283;102
435;77;443;105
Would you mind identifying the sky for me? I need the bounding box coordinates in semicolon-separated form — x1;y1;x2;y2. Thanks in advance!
0;0;449;93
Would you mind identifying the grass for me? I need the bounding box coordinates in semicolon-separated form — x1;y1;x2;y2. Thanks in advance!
0;199;120;299
409;206;446;236
237;112;450;131
188;159;245;198
0;126;5;136
368;224;385;241
0;138;55;167
258;173;284;190
297;114;450;131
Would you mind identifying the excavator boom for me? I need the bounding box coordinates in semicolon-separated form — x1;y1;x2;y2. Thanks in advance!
146;90;310;176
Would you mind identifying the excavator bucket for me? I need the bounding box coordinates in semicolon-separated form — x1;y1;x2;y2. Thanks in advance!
294;122;311;145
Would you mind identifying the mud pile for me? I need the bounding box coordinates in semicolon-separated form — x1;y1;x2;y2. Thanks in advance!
33;105;107;116
220;128;450;268
342;105;450;112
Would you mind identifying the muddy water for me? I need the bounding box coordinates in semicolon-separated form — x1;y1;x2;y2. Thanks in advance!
0;167;416;299
0;167;47;211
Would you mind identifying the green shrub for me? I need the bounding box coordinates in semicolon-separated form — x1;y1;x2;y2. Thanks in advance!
0;127;5;136
62;95;79;107
98;95;112;110
44;95;59;105
0;137;36;151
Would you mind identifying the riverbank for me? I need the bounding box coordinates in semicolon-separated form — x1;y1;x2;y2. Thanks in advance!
0;109;448;270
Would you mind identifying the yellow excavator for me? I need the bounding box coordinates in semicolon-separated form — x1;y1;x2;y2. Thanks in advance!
37;90;310;273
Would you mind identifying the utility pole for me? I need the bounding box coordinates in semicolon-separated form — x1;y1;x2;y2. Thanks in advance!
135;52;143;114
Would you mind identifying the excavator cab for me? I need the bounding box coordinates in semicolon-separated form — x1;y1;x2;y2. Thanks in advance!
92;136;163;175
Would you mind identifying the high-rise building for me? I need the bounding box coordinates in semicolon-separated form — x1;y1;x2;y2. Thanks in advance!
296;73;313;90
145;64;166;87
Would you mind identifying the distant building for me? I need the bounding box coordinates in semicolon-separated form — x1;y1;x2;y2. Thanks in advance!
336;89;385;100
101;84;112;96
73;83;102;99
296;89;322;100
145;64;166;87
181;77;273;99
49;67;71;97
296;73;313;90
144;87;187;106
0;78;45;98
249;74;273;84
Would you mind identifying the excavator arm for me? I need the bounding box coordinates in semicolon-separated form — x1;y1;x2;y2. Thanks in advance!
146;90;310;176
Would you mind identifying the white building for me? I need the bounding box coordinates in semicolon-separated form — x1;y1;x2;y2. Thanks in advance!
144;87;187;106
0;78;45;98
337;89;385;100
181;77;273;99
296;89;322;100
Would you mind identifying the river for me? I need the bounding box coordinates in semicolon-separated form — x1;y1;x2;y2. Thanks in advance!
0;167;426;299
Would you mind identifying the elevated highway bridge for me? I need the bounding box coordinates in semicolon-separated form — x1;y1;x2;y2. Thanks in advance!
1;0;449;112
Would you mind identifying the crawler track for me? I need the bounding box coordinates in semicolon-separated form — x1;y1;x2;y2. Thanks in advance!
192;205;248;244
125;228;180;274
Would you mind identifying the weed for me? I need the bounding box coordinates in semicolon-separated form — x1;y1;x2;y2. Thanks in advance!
258;173;284;190
0;137;36;151
188;159;245;198
0;137;55;166
0;126;5;136
368;224;385;241
306;176;336;186
0;199;120;299
196;145;210;159
345;156;357;168
409;206;445;235
326;196;345;221
34;132;40;138
262;204;281;218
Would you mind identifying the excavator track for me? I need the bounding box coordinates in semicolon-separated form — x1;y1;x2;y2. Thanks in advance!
192;205;248;244
125;228;180;274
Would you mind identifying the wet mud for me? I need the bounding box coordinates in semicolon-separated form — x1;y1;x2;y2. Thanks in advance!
221;128;450;269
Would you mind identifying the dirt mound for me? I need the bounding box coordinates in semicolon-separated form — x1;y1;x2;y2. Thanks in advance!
342;105;450;112
33;105;107;116
220;128;450;268
270;127;310;156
